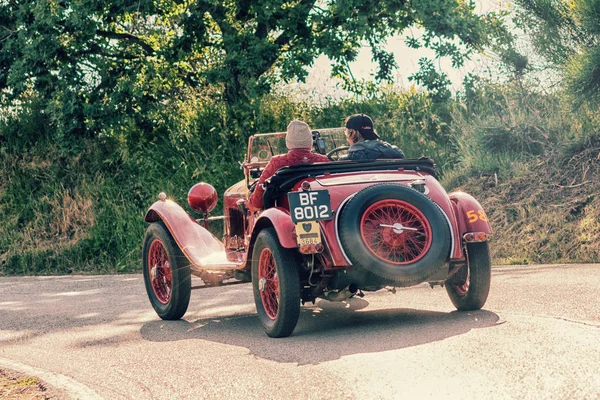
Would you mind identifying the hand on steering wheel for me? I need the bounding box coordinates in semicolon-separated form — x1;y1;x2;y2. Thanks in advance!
326;146;350;161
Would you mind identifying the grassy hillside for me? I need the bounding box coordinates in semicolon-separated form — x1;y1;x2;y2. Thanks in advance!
449;140;600;264
1;83;598;274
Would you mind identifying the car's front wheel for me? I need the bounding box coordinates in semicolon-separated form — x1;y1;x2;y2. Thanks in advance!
142;222;191;320
446;242;491;310
252;228;301;338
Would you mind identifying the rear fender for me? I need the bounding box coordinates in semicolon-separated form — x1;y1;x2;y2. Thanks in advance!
253;207;297;249
145;200;226;266
449;192;493;237
243;207;298;270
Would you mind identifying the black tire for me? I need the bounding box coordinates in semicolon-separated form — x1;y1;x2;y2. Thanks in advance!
339;183;451;285
142;222;191;320
446;242;491;311
252;228;301;338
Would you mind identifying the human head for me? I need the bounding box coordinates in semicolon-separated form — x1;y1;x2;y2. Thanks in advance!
344;114;380;141
285;120;313;150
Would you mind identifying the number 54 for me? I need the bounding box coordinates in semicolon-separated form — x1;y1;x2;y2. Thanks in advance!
467;209;488;223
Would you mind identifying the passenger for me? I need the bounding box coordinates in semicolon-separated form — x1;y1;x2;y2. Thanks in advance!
343;114;405;160
248;120;329;211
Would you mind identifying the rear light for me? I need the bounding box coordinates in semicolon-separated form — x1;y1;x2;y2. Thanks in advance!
463;232;488;243
299;243;324;254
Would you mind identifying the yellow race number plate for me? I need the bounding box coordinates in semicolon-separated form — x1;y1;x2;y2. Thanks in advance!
295;221;322;246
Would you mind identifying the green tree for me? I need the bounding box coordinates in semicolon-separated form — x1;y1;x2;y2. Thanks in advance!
514;0;600;104
1;0;506;145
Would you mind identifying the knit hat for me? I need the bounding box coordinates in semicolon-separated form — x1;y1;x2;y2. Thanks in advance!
285;120;313;149
345;114;380;140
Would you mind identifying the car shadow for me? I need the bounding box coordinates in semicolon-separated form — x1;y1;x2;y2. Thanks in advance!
140;298;501;365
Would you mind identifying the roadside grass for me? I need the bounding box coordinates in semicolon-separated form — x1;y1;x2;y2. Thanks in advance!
0;369;60;399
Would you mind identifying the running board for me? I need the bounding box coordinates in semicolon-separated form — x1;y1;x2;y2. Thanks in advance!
191;281;250;290
189;262;242;272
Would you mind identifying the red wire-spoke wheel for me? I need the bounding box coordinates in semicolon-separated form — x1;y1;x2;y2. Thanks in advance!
142;222;191;320
258;248;279;320
446;242;491;311
148;239;173;304
452;266;470;296
252;228;301;338
360;199;433;265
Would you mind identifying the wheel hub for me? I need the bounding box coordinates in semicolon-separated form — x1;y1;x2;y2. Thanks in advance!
258;277;267;292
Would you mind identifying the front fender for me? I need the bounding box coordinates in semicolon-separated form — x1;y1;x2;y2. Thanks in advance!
449;192;493;236
145;200;227;267
254;207;297;249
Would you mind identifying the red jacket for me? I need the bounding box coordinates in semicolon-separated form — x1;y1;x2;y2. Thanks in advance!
248;149;329;210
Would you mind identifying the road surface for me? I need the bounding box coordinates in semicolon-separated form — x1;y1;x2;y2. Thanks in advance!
0;264;599;399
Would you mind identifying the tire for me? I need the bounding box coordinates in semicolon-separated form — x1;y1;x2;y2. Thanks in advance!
252;228;301;338
339;183;451;285
446;242;491;311
142;222;191;320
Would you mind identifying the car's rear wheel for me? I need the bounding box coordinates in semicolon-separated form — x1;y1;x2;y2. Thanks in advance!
446;242;491;310
142;222;191;320
252;228;301;338
339;184;451;285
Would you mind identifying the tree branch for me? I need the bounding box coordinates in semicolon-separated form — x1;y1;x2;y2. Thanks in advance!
96;30;154;55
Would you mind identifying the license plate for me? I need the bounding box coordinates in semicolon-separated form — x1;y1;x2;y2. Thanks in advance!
287;190;332;223
295;221;322;246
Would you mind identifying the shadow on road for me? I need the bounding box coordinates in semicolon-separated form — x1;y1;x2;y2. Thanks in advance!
140;299;501;365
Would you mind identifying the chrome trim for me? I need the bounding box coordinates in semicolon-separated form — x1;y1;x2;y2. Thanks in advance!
334;193;357;265
315;177;415;187
313;169;430;187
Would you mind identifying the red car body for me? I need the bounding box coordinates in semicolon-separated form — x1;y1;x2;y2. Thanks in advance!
142;128;492;337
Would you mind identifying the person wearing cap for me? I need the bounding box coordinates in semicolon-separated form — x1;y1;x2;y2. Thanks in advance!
344;114;405;161
248;120;329;211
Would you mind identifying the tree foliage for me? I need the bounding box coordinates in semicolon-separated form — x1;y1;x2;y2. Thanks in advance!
514;0;600;104
1;0;506;146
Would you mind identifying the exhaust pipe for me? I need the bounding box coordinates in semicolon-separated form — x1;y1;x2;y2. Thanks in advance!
325;283;358;302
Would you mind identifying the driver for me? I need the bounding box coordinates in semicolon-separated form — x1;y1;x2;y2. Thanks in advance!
344;114;405;160
248;120;329;211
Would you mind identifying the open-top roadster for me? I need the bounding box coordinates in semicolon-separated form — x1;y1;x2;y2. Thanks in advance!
143;128;492;337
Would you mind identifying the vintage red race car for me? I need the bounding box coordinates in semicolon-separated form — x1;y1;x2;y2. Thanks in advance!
142;128;492;337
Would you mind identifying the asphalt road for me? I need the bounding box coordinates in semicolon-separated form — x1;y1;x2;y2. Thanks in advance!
0;264;599;399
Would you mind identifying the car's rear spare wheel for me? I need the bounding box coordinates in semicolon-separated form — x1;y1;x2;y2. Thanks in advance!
339;184;451;285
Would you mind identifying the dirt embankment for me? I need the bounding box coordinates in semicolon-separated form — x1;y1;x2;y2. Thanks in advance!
456;145;600;265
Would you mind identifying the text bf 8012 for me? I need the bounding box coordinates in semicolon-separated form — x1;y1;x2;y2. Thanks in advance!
287;190;332;223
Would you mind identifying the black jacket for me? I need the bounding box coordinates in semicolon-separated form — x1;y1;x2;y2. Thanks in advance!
347;140;405;161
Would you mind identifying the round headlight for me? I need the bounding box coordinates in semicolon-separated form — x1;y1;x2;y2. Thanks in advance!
188;183;218;214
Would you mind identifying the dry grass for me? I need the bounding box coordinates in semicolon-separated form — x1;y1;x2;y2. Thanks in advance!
454;147;600;265
0;369;62;400
0;187;95;268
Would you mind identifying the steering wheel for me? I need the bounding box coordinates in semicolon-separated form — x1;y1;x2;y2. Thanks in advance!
326;146;350;161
